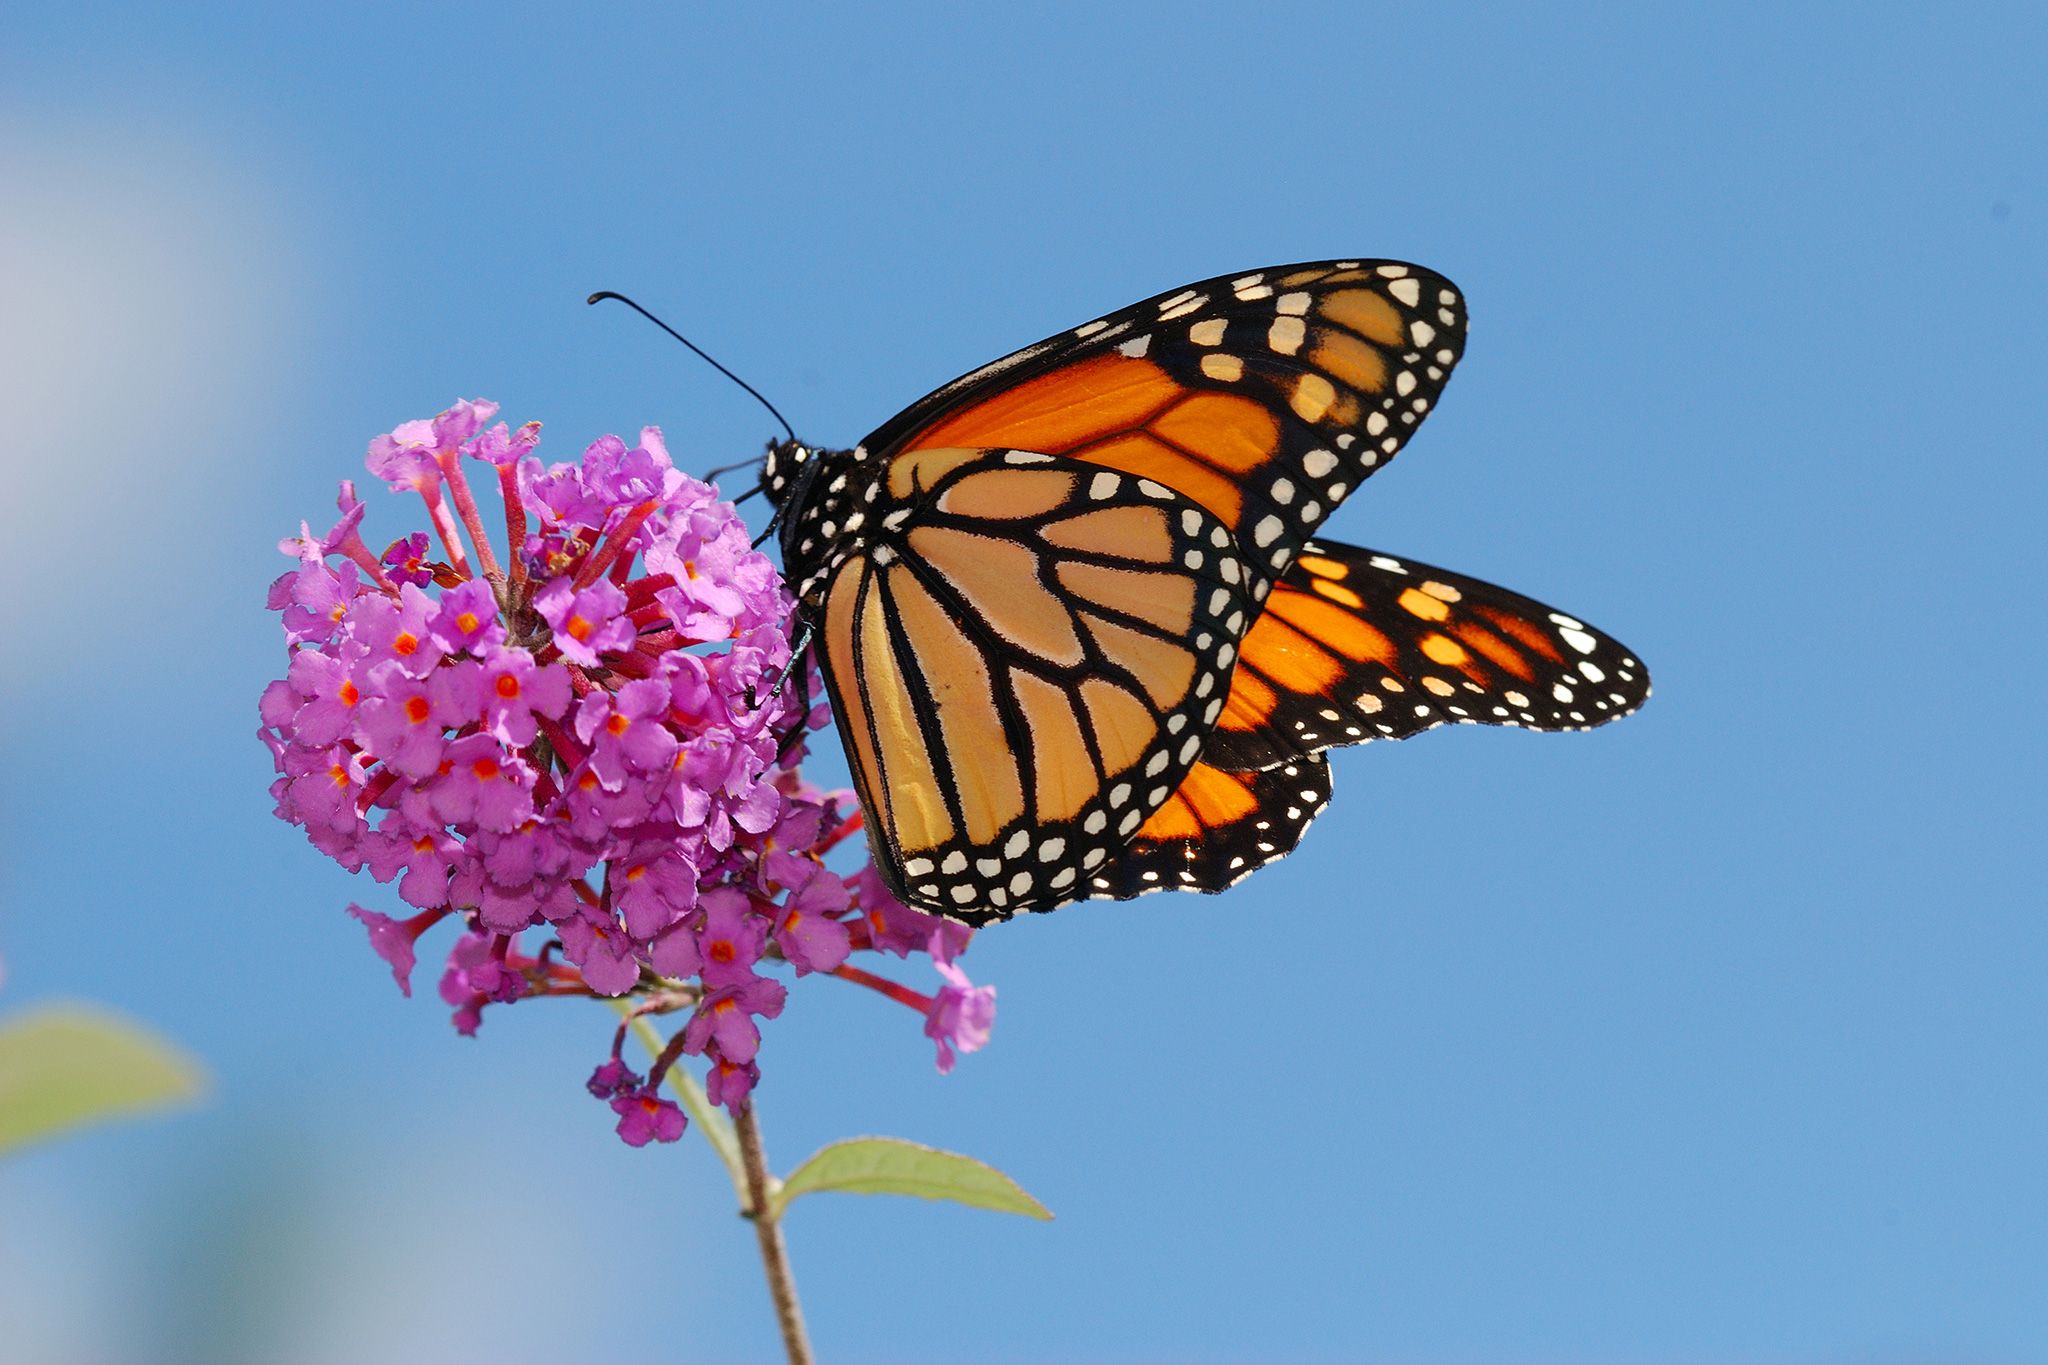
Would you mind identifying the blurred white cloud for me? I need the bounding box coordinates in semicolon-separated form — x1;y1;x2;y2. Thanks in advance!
0;116;296;673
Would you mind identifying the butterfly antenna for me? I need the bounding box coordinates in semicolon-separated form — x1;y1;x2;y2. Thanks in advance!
703;455;767;481
586;290;798;443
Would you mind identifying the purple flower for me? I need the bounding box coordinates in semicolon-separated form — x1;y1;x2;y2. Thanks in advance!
432;578;505;653
355;661;456;781
533;576;633;668
925;959;997;1075
695;888;768;987
277;558;361;647
467;419;542;470
347;904;438;996
583;428;675;508
284;647;363;748
354;583;447;679
706;1057;759;1111
613;851;697;940
519;460;602;533
772;864;852;976
558;909;642;997
432;398;499;451
855;864;971;964
587;1057;642;1099
611;1086;687;1146
473;645;571;748
429;733;536;831
683;976;787;1064
573;677;680;788
366;419;443;495
381;533;435;587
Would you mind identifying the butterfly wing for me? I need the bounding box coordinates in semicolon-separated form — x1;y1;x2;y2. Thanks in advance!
795;261;1645;922
814;445;1260;923
1201;538;1653;770
1098;757;1333;899
858;260;1467;589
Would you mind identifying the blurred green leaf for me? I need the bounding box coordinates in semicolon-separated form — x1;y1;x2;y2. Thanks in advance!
0;1004;207;1157
773;1136;1052;1221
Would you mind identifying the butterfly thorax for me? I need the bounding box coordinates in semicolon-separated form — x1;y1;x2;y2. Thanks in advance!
761;439;888;607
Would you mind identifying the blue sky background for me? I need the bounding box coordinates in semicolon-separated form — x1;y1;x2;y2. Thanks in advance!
2;4;2043;1361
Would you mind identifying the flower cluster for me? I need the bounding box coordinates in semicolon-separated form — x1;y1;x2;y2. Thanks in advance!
260;400;995;1144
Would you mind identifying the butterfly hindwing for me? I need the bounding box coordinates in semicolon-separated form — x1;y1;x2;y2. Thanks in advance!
1088;757;1333;899
859;260;1468;592
1201;538;1654;770
813;445;1259;923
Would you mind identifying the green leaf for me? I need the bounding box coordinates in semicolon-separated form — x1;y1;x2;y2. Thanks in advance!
0;1005;207;1157
773;1136;1053;1221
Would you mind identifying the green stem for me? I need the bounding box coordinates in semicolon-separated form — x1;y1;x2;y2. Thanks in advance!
607;1001;745;1204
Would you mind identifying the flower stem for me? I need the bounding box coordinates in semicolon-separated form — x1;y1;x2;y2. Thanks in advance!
735;1104;814;1365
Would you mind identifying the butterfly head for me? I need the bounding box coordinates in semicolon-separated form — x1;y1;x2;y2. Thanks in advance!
759;438;814;511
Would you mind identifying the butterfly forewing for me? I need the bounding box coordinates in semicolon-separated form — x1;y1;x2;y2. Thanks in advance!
858;260;1467;592
1200;538;1654;770
814;446;1258;923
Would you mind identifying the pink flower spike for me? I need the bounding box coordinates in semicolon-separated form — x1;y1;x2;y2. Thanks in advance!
925;958;997;1075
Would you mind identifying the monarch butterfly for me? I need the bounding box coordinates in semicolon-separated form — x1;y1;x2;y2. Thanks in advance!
756;260;1649;925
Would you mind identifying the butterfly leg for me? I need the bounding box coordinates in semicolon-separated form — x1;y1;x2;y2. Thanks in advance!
768;623;816;764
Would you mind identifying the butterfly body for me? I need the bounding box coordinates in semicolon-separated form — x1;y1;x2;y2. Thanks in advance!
760;261;1648;925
